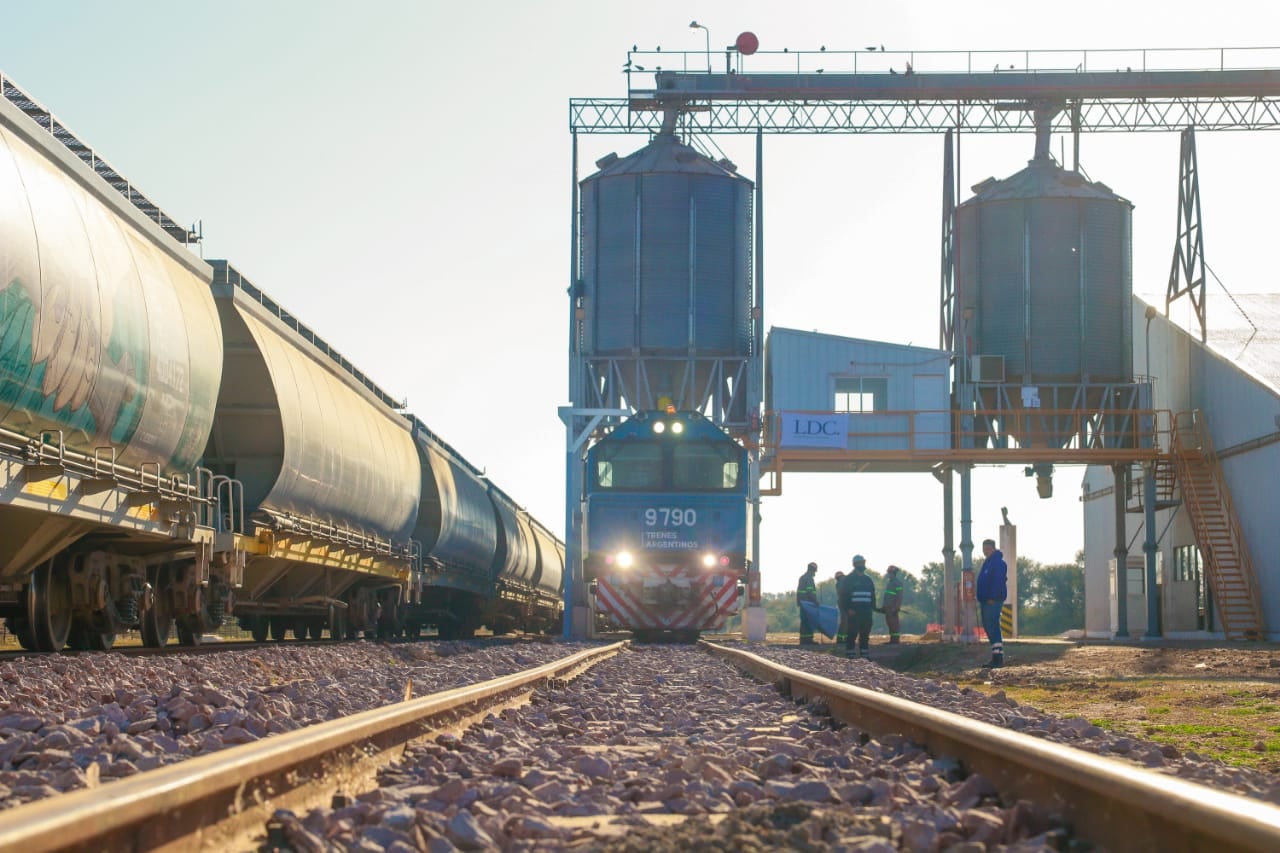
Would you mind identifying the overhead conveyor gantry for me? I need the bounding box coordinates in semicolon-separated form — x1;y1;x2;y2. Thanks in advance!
572;46;1280;133
564;42;1280;641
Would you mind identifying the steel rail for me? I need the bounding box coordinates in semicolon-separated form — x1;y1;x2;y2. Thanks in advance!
704;642;1280;853
0;641;626;852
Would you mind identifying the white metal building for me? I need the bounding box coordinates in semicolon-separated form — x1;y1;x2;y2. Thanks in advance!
764;327;951;466
1081;293;1280;639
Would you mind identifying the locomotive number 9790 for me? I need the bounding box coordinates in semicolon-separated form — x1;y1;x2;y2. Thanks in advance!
644;508;698;527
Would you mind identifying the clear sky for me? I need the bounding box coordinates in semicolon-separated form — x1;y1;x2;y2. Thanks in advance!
2;1;1277;593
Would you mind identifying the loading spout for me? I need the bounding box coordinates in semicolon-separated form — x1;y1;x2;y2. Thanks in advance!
658;108;680;138
1032;100;1065;162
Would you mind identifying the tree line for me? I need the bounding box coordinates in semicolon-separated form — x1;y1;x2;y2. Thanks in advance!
735;553;1084;637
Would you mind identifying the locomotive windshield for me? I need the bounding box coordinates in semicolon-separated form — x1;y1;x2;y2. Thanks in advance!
672;441;740;490
594;439;741;492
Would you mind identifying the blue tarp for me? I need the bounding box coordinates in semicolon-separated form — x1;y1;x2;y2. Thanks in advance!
800;600;840;639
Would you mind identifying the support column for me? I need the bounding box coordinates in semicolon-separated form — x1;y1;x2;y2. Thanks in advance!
1112;463;1130;639
959;462;977;643
563;132;583;640
746;452;766;642
1143;462;1161;638
744;125;767;643
940;466;956;642
559;407;628;639
563;422;586;640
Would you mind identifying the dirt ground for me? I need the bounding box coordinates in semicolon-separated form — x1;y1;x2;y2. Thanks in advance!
763;633;1280;773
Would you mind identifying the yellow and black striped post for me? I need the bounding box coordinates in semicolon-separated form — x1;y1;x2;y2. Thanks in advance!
1000;603;1013;638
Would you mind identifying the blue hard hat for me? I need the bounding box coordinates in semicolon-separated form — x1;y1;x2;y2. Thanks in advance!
852;554;866;565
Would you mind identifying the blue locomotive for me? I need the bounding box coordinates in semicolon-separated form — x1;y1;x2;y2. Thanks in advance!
584;410;749;642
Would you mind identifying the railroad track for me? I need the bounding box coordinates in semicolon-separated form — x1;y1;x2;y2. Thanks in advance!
706;642;1280;852
2;640;1278;850
0;642;628;852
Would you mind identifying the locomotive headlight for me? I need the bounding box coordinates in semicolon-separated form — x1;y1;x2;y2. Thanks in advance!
701;553;717;568
671;421;684;434
615;551;634;568
652;422;666;434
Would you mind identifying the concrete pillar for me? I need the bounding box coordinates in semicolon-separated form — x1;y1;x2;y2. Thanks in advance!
999;516;1018;638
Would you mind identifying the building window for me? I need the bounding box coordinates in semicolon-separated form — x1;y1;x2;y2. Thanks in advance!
834;377;887;413
1173;545;1202;583
1127;563;1145;596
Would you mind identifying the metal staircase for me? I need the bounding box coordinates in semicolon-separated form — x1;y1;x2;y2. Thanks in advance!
1126;457;1180;513
1170;411;1265;640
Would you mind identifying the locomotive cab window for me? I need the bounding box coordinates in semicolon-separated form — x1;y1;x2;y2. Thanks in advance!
672;441;741;491
594;442;662;490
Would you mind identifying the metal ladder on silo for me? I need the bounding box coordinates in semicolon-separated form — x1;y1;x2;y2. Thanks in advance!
1170;410;1265;640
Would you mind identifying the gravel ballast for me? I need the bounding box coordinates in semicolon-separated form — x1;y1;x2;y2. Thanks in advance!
0;639;592;809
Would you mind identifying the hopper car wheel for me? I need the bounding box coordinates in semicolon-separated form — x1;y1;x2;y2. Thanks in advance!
28;559;73;652
141;565;173;648
250;617;269;643
675;630;700;644
176;586;217;646
307;620;325;641
268;617;288;642
292;619;310;641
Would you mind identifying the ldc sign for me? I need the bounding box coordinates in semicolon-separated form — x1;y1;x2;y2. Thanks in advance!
779;412;848;448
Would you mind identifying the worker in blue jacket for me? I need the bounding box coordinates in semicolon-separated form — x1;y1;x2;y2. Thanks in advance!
977;538;1008;667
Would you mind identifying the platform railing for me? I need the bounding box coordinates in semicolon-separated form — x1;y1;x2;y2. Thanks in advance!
760;407;1169;463
621;45;1280;82
1;70;198;244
